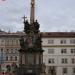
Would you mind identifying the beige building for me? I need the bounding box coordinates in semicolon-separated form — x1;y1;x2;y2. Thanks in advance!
0;31;24;66
0;31;75;75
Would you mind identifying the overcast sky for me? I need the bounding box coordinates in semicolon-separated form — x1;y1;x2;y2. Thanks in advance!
0;0;75;32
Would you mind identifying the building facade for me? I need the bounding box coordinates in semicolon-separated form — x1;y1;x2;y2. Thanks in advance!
42;32;75;75
0;31;24;66
0;31;75;75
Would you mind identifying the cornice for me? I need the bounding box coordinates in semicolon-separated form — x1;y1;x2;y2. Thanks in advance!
42;45;75;47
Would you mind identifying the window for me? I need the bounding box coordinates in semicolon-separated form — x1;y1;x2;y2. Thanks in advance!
1;40;4;42
71;49;75;53
48;49;54;54
16;40;18;45
1;49;3;52
10;56;13;61
6;56;8;61
1;40;4;45
62;68;67;74
14;49;18;53
48;40;54;44
15;56;17;61
62;58;68;63
6;40;9;45
6;49;9;53
15;49;17;51
11;49;13;53
73;68;75;73
48;58;54;63
70;39;75;44
61;49;67;54
11;40;13;45
60;40;66;44
72;58;75;64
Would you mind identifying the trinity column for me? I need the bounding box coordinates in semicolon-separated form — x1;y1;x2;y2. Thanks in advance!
17;0;46;75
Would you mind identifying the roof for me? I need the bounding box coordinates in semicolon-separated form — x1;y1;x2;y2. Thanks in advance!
0;31;75;38
0;31;25;38
41;32;75;38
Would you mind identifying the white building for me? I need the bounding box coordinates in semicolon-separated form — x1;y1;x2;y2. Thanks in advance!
42;32;75;75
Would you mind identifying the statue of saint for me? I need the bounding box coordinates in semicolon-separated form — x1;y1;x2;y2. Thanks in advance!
24;20;30;34
34;20;39;33
32;34;42;49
